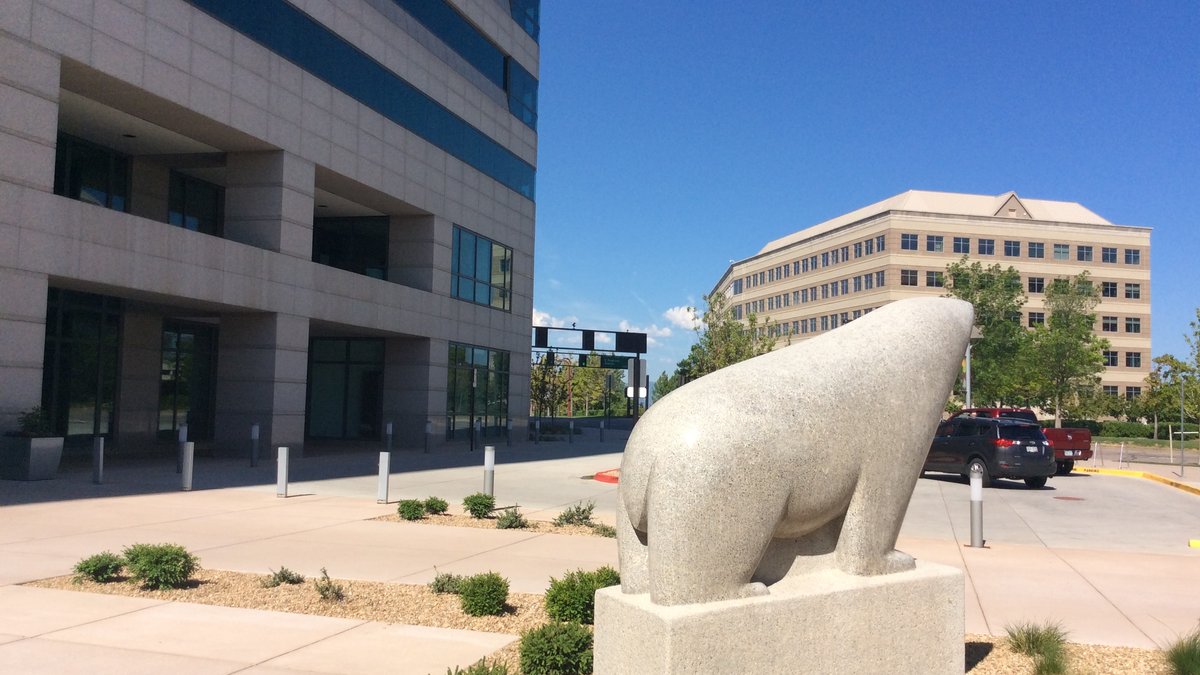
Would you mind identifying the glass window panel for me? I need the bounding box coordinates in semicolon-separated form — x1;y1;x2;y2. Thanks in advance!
307;363;347;437
311;339;347;362
348;339;384;363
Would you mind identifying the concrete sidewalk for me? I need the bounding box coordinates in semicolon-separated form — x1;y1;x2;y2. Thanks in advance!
1;438;1198;674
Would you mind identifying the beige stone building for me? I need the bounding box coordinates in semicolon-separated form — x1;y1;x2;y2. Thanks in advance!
0;0;540;455
712;191;1151;397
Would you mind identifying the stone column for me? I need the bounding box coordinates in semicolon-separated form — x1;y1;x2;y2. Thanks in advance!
0;32;59;193
387;214;450;292
0;270;48;432
115;311;163;453
215;313;309;456
223;151;314;259
383;336;446;448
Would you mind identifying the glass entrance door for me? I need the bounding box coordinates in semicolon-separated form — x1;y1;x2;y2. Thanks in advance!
159;321;218;440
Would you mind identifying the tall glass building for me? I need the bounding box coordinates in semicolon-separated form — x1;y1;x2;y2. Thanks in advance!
0;0;539;454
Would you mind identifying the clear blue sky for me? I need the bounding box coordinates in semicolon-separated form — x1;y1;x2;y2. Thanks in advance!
531;1;1199;378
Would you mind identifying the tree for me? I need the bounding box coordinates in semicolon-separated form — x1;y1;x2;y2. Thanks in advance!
653;371;680;401
676;292;776;382
570;355;608;416
529;352;568;418
944;257;1030;405
1026;272;1108;426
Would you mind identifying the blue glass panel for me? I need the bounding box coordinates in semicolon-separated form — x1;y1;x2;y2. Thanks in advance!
394;0;504;88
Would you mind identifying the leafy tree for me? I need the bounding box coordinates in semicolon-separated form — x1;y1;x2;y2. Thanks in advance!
570;354;608;416
676;292;776;381
1027;272;1108;426
529;352;568;418
653;371;680;401
944;257;1030;405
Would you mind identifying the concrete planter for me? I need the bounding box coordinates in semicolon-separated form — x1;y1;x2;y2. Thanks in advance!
0;436;65;480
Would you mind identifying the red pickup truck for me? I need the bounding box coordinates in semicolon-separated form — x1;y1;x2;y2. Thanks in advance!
955;408;1093;475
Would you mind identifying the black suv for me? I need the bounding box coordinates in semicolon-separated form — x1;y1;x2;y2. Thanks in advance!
923;417;1055;488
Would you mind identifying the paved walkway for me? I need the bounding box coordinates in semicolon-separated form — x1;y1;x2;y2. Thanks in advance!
1;435;1198;674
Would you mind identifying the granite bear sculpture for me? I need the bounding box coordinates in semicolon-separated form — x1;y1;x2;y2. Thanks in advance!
617;297;974;605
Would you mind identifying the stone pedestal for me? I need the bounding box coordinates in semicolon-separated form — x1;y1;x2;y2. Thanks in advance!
594;561;963;675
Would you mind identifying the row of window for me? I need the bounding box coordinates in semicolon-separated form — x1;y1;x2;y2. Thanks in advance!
1104;386;1143;399
899;269;944;287
1102;350;1143;368
1101;315;1142;333
731;234;888;295
1025;277;1142;299
736;271;888;319
752;307;882;338
900;233;1142;264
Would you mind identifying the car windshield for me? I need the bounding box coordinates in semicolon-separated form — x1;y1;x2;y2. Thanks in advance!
999;411;1038;423
1000;425;1043;441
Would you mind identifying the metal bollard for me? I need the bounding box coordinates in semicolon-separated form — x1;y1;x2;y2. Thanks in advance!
386;422;394;453
276;446;289;498
250;423;260;467
600;419;605;443
92;436;104;485
535;419;541;445
473;419;481;450
181;441;194;491
424;420;432;454
484;445;495;496
969;464;984;548
506;418;512;447
1118;442;1125;468
176;424;188;473
377;451;390;504
568;420;574;444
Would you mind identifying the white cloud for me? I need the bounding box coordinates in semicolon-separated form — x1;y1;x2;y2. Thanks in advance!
619;319;671;338
532;308;571;328
663;305;699;331
595;333;613;345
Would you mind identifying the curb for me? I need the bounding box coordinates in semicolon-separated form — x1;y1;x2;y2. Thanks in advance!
1074;467;1200;497
594;468;620;484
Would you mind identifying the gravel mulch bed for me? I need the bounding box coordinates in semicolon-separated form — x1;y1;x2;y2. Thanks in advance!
965;634;1170;674
372;511;611;538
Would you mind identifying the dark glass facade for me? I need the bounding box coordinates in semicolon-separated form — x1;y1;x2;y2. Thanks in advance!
306;338;384;440
42;289;121;441
313;216;389;279
53;133;130;212
451;226;512;311
168;172;224;236
509;0;539;41
446;342;509;440
159;321;218;440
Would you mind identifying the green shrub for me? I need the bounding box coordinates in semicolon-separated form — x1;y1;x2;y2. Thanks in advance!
1167;629;1200;675
425;496;450;515
1097;420;1154;439
447;660;510;675
262;566;305;588
313;567;346;602
430;570;465;594
463;492;497;519
397;499;426;521
459;572;509;616
122;543;199;590
73;551;123;584
496;507;528;529
1006;621;1069;674
590;523;616;538
519;622;593;675
545;566;620;625
553;502;595;527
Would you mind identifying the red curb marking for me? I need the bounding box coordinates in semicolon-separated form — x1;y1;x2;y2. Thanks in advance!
594;468;620;484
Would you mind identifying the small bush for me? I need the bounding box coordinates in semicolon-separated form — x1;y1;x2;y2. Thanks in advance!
496;507;528;529
519;622;593;675
122;543;199;590
73;551;123;584
590;523;616;538
425;496;450;515
1097;420;1154;439
463;492;497;519
262;566;305;588
554;502;595;527
313;567;346;602
545;566;620;625
459;571;509;616
1167;629;1200;675
397;499;426;521
430;570;465;594
1006;621;1069;674
446;659;510;675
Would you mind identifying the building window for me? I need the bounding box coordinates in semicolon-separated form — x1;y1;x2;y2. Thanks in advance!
926;235;944;253
821;284;829;299
801;259;809;273
1125;249;1141;265
509;0;539;40
793;290;799;304
306;338;384;440
452;226;513;311
783;265;789;278
831;249;840;265
854;242;863;258
830;283;839;298
41;289;121;438
853;276;862;292
732;279;743;295
1101;281;1117;298
876;270;885;287
1005;240;1020;257
1053;243;1069;260
168;171;223;235
768;269;775;283
1125;283;1141;299
732;305;742;320
1125;386;1142;400
159;321;218;441
1125;317;1141;333
865;239;874;255
1077;245;1093;262
1103;350;1118;367
953;237;970;254
840;279;848;294
864;273;874;290
809;318;817;333
53;133;130;212
901;269;918;286
792;320;799;334
1126;352;1142;368
1103;385;1119;397
801;289;808;303
821;316;829;331
901;234;918;250
876;234;886;251
822;252;830;267
1102;316;1118;332
841;246;849;261
793;261;800;275
447;342;510;440
1028;312;1045;327
978;239;995;255
830;314;840;329
926;271;944;287
853;309;862;319
1028;277;1044;293
1028;242;1045;258
1102;247;1117;263
313;217;390;279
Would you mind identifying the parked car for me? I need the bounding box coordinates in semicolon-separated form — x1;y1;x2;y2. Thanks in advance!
956;407;1093;475
924;416;1056;488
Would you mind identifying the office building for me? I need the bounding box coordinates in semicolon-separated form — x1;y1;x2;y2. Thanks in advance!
712;191;1151;397
0;0;539;453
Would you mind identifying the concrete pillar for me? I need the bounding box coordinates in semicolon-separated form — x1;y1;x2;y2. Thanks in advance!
387;214;448;292
383;337;446;447
115;311;163;453
0;32;60;193
215;313;309;455
0;270;48;432
223;151;314;259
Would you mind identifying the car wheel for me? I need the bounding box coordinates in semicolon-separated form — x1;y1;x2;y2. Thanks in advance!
1055;460;1075;475
1025;476;1048;488
965;459;991;488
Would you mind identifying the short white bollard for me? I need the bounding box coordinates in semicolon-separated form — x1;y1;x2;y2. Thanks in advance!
92;436;104;485
181;441;194;491
277;446;289;498
1119;442;1125;467
377;451;390;504
969;464;984;548
484;445;495;496
250;423;260;467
